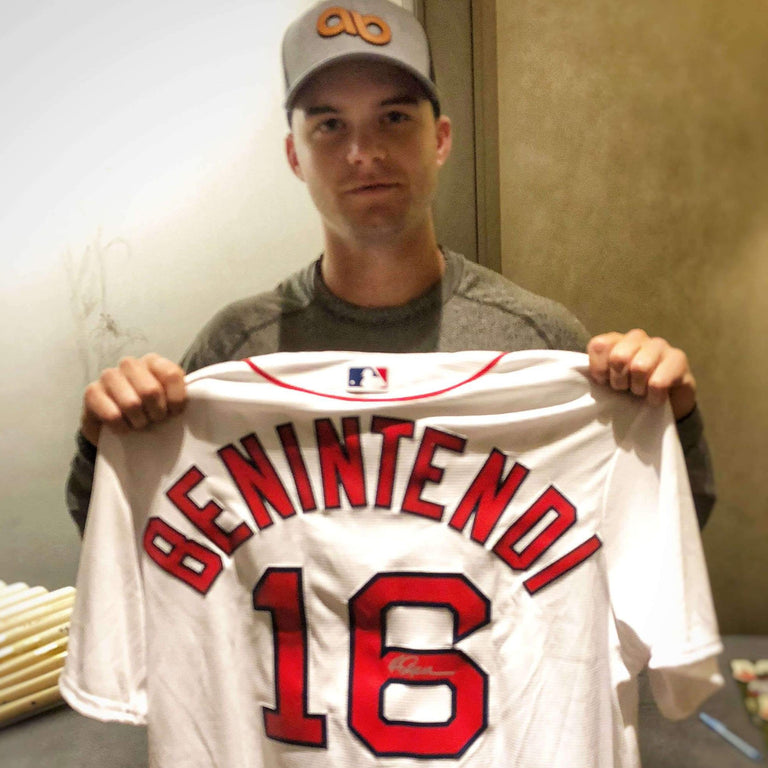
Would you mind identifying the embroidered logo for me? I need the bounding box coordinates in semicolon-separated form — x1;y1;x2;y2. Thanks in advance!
347;366;389;393
316;6;392;46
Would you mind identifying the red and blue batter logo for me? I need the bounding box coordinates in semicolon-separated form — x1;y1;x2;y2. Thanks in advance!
347;366;389;393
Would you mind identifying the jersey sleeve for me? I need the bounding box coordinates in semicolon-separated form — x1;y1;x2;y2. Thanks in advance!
59;428;148;725
65;432;97;536
601;400;723;720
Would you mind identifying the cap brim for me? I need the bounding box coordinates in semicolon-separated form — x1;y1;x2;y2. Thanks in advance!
284;52;439;113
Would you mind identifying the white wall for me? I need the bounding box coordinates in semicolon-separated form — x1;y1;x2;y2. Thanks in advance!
0;0;325;585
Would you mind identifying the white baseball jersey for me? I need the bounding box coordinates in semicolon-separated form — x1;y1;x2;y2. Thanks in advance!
61;350;723;768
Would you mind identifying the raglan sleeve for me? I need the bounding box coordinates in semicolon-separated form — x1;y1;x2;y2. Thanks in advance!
59;427;148;725
601;401;723;720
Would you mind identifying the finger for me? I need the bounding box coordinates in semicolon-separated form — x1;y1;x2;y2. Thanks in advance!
606;329;651;392
144;355;187;416
587;332;624;385
82;379;133;440
645;346;688;391
117;357;169;425
647;348;696;415
99;375;149;430
606;328;649;368
626;337;668;399
97;360;155;430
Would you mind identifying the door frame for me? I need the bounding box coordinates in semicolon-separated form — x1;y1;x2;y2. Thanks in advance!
408;0;500;271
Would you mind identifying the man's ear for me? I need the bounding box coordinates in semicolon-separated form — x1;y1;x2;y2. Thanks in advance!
435;115;452;168
285;133;305;181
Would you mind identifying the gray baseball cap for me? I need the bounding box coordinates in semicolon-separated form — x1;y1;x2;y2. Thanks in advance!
282;0;439;116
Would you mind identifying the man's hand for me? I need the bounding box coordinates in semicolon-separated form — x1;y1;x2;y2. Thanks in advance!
587;329;697;420
80;354;187;446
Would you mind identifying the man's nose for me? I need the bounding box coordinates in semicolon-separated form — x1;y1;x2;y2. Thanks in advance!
346;126;386;166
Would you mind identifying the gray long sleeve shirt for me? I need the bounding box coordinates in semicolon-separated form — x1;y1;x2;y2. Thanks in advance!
66;250;715;533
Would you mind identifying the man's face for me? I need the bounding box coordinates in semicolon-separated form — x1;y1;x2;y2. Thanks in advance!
286;60;452;247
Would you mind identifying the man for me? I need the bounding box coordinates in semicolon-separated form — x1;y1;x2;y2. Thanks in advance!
66;0;713;533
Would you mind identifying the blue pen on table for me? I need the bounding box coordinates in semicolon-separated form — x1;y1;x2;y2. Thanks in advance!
699;712;763;762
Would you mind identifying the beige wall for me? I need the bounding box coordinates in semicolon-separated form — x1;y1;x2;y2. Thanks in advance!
496;0;768;633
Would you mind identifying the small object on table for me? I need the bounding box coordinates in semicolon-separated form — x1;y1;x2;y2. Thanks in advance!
699;712;763;762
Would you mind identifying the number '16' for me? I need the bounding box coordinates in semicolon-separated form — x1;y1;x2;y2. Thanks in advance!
253;568;490;758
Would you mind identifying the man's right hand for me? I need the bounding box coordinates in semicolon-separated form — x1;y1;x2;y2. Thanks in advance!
80;354;187;446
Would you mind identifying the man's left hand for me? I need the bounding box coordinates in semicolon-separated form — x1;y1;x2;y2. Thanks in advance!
587;329;697;420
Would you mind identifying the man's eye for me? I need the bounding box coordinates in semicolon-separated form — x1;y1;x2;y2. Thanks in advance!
384;111;410;125
317;118;342;133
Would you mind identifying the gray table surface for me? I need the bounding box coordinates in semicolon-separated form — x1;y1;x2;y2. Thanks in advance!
1;635;766;767
638;635;767;767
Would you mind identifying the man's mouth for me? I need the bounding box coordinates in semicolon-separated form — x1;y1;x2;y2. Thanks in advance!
346;182;400;194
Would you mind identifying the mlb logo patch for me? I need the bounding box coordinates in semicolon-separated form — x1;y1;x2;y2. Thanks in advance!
347;366;389;393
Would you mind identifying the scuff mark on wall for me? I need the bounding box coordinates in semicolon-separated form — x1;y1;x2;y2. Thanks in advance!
64;229;147;384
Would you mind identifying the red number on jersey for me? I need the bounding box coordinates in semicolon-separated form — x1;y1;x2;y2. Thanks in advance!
348;572;490;757
254;568;489;758
252;568;327;747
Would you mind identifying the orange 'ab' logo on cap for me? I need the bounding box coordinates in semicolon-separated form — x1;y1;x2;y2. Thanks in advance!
316;7;392;46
